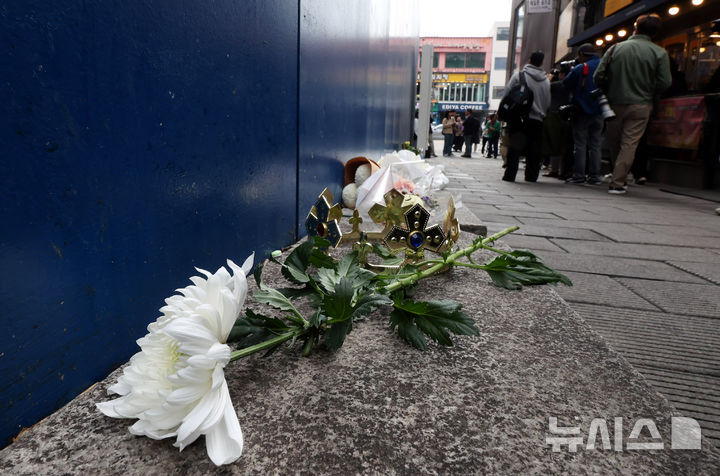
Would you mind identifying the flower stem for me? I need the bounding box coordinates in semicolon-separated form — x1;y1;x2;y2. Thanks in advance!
384;225;518;294
229;330;299;362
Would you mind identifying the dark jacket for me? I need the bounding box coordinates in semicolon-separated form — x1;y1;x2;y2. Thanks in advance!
563;55;601;115
463;115;480;137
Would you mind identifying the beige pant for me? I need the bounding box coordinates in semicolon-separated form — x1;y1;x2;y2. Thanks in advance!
607;104;652;188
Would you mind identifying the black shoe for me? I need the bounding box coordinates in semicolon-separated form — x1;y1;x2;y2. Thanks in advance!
461;154;471;158
565;177;585;184
608;185;627;195
636;176;647;185
502;177;515;182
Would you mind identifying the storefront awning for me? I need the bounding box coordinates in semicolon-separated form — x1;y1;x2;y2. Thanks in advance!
567;0;667;47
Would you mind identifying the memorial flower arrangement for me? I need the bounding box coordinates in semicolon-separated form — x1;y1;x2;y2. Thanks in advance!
98;187;571;466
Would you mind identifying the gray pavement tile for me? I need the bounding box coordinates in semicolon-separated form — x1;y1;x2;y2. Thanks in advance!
498;234;568;253
666;262;720;285
503;223;611;241
518;217;628;229
462;203;503;216
572;303;720;363
594;228;720;249
465;211;525;226
636;223;720;237
550;239;720;263
537;250;708;283
554;271;660;310
478;209;561;219
615;277;720;318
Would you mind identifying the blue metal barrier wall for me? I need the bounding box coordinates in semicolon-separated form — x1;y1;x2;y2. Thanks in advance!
0;1;418;447
297;0;418;228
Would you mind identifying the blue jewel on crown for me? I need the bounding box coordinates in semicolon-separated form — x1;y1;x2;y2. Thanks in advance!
383;203;446;259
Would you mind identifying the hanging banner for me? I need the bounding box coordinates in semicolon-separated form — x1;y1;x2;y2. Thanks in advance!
646;96;706;150
527;0;553;14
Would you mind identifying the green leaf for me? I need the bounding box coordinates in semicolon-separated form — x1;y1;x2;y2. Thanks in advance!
316;267;338;293
324;318;352;351
323;277;355;323
309;310;326;328
228;309;289;347
313;236;331;249
254;285;306;325
483;250;572;290
389;307;427;350
275;286;315;300
380;256;404;267
390;295;479;349
253;262;265;288
372;242;396;260
337;254;354;278
353;293;392;320
281;240;313;284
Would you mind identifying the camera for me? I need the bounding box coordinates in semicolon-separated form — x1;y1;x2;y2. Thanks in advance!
558;104;577;121
590;88;616;121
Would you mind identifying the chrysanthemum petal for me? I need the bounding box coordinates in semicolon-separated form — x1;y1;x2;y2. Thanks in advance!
205;395;243;466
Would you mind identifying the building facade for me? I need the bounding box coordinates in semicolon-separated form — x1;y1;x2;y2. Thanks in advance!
419;37;493;119
507;0;720;189
489;22;511;111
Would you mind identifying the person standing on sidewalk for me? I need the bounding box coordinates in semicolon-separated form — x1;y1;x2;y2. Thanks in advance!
502;51;551;182
441;110;456;157
486;114;501;158
594;13;671;194
461;109;480;158
453;115;464;152
563;43;604;185
480;117;490;155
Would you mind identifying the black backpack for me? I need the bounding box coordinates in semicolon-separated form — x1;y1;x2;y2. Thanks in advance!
498;71;534;123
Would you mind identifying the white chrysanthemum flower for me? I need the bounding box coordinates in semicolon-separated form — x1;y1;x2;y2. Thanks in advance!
97;255;253;466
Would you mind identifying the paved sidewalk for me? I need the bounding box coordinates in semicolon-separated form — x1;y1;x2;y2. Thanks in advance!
430;151;720;448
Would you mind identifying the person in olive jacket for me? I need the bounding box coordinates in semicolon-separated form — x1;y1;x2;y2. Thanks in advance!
594;13;671;194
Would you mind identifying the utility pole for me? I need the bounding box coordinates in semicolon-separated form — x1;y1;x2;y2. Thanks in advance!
417;44;433;158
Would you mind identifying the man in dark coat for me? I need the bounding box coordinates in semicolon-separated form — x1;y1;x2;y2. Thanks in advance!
461;109;480;158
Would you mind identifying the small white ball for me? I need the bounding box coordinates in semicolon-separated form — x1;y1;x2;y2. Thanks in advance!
342;183;359;209
354;164;372;186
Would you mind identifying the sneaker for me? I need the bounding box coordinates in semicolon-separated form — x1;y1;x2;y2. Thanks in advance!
565;177;585;184
587;178;603;185
602;173;612;183
608;185;627;194
636;176;647;185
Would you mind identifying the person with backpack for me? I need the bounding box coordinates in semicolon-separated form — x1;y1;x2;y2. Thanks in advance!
563;43;604;185
499;50;551;182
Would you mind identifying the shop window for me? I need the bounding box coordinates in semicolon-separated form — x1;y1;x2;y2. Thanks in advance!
466;53;485;68
494;57;507;70
445;53;485;69
659;21;720;94
433;53;440;68
496;27;509;41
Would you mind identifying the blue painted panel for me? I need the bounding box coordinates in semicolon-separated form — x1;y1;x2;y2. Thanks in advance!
297;0;419;229
0;0;299;446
